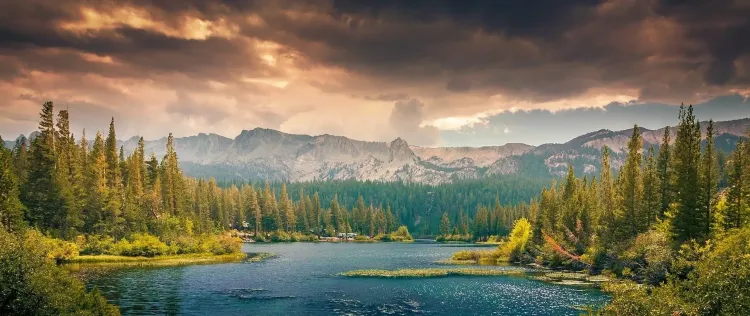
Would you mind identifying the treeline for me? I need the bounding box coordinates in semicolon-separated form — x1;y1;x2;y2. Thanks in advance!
534;105;748;263
525;105;750;313
0;102;421;241
218;176;548;237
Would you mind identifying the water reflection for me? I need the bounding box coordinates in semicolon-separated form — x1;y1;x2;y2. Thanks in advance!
83;243;609;315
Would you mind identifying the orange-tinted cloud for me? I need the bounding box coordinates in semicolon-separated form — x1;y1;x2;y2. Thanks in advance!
0;0;748;146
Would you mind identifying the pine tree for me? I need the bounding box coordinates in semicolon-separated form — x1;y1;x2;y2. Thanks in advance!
699;120;719;236
261;181;278;232
657;127;672;217
672;105;704;243
103;118;123;235
12;136;28;184
0;137;24;232
161;133;181;216
642;145;662;228
54;110;78;237
440;212;451;236
22;101;63;232
279;183;295;232
330;194;341;234
725;140;746;229
312;192;321;234
618;125;644;238
599;146;617;245
86;132;109;233
296;194;309;233
124;138;146;233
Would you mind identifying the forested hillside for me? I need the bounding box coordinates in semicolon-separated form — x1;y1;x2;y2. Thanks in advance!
451;105;750;314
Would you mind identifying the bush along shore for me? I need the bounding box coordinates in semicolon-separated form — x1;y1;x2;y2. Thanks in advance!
444;108;750;314
239;225;414;243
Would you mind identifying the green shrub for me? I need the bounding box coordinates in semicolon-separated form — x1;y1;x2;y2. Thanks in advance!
451;250;485;261
373;233;388;241
436;234;473;242
209;235;242;255
496;218;532;262
391;226;413;240
619;229;672;285
115;233;170;257
78;235;116;255
270;230;292;242
29;230;79;262
354;235;369;241
0;228;120;315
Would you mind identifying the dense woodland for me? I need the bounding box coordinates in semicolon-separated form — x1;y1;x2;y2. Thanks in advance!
454;105;750;314
220;177;546;237
2;102;749;315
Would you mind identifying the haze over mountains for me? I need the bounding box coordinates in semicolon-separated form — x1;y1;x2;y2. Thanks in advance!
5;118;749;184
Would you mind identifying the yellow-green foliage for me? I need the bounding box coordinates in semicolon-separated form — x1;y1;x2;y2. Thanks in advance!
620;229;672;284
452;250;489;261
496;218;532;262
113;233;169;257
270;230;291;242
372;226;413;242
340;268;523;278
0;228;119;315
601;228;750;315
436;234;472;242
28;230;80;262
65;253;246;267
78;234;116;255
77;232;242;257
202;234;242;254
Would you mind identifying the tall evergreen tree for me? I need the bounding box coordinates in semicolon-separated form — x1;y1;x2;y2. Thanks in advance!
699;120;719;236
440;212;451;236
642;145;662;228
618;125;644;238
657;127;672;216
86;132;109;233
725;140;746;229
671;105;705;243
11;136;28;185
599;146;617;245
279;183;295;232
0;137;24;232
22;102;62;232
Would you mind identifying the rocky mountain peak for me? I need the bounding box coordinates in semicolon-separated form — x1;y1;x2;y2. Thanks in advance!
389;137;416;162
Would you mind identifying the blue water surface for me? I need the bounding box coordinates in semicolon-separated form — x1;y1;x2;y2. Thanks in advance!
87;241;609;315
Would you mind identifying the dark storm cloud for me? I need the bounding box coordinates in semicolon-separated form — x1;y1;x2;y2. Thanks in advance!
2;0;748;102
329;0;602;39
655;0;750;86
0;0;749;144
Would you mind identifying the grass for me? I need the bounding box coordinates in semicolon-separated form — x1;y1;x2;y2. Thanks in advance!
244;252;276;262
339;268;525;278
528;272;611;286
63;252;251;267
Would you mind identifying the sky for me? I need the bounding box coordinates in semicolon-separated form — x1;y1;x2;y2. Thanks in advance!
0;0;749;147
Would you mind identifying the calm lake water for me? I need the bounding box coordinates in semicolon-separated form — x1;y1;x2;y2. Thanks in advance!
87;241;609;315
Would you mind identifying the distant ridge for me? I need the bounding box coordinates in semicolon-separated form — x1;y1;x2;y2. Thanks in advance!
4;118;748;184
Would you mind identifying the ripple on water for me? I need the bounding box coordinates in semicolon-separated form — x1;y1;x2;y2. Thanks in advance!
219;288;297;301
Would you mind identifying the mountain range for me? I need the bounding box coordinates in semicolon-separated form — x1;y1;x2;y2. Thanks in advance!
4;118;748;184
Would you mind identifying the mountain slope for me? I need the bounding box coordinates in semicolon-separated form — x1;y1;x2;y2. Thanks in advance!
5;118;748;184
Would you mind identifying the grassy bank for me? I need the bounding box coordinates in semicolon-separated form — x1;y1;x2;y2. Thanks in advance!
63;252;249;267
340;268;524;278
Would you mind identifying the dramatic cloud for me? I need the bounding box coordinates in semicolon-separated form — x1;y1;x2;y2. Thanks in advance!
389;98;440;146
0;0;748;146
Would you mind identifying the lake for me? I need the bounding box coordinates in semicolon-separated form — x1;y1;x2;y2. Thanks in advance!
87;241;609;315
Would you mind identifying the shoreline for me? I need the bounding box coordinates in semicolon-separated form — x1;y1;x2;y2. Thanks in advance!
62;252;252;268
